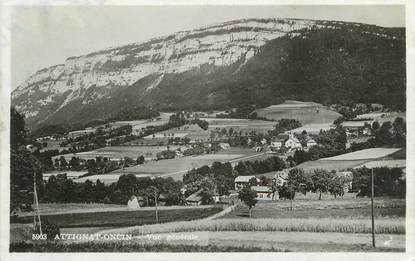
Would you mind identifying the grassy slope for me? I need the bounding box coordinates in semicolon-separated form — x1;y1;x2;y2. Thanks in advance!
255;100;341;124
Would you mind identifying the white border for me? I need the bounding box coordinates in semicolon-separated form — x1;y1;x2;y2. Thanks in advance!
0;1;413;261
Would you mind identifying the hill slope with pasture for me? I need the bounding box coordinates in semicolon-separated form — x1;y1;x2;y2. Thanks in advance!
255;100;341;124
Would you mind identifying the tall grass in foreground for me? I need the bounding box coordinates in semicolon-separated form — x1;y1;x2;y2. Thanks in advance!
116;218;404;235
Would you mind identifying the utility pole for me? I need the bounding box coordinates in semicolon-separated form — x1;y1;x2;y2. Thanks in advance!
371;168;375;248
154;190;159;223
33;173;42;235
290;185;293;211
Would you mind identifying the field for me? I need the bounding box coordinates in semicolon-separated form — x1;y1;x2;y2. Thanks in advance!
292;148;404;174
55;145;180;161
323;148;401;160
287;123;333;134
222;198;405;219
88;197;404;252
295;159;368;173
16;203;127;216
12;205;222;228
355;159;406;169
201;118;276;134
10;198;405;252
109;148;263;180
255;100;341;125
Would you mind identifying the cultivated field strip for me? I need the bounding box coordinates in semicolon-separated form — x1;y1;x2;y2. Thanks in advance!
99;217;405;236
15;207;223;228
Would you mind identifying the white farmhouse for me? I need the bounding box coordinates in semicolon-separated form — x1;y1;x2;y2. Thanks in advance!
306;138;317;148
284;134;302;150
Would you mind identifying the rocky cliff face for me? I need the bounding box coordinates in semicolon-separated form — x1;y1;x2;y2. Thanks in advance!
12;18;404;128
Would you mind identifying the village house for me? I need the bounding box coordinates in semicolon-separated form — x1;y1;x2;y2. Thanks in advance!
270;136;285;150
270;133;317;152
273;171;288;187
234;175;260;190
306;138;317;148
284;133;302;150
341;120;373;137
337;171;354;192
251;186;275;201
185;189;220;205
219;142;231;150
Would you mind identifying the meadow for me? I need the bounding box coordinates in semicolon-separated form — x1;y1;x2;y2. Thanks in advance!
255;100;340;124
56;145;180;161
101;217;404;236
290;147;404;174
13;206;223;228
287;123;333;134
222;198;405;219
323;148;401;161
16;203;126;216
109;148;262;180
294;159;368;173
201;118;276;134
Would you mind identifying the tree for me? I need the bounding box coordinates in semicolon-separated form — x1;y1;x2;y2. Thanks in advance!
375;121;393;145
211;162;234;196
293;149;312;165
234;161;253;176
249;177;258;186
259;175;268;186
199;179;215;205
69;157;80;170
59;156;68;170
10;108;43;213
136;155;145;165
286;168;307;209
328;175;347;198
116;174;138;204
10;107;27;150
310;169;333;200
372;121;380;132
392;117;406;147
269;119;301;135
238;186;258;218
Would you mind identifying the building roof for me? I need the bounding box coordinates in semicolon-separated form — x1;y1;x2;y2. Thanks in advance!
185;189;202;202
235;175;258;183
274;170;288;180
341;121;372;128
251;186;272;193
307;139;316;143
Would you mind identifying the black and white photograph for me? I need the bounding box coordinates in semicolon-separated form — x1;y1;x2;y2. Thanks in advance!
1;1;413;257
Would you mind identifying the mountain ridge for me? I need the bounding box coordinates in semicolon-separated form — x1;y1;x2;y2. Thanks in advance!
12;18;405;129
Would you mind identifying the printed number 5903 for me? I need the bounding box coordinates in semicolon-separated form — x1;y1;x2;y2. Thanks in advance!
32;234;47;240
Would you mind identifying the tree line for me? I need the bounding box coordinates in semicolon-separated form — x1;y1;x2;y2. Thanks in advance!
41;174;183;206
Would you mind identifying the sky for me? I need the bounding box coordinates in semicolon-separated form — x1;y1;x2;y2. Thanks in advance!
10;5;405;88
